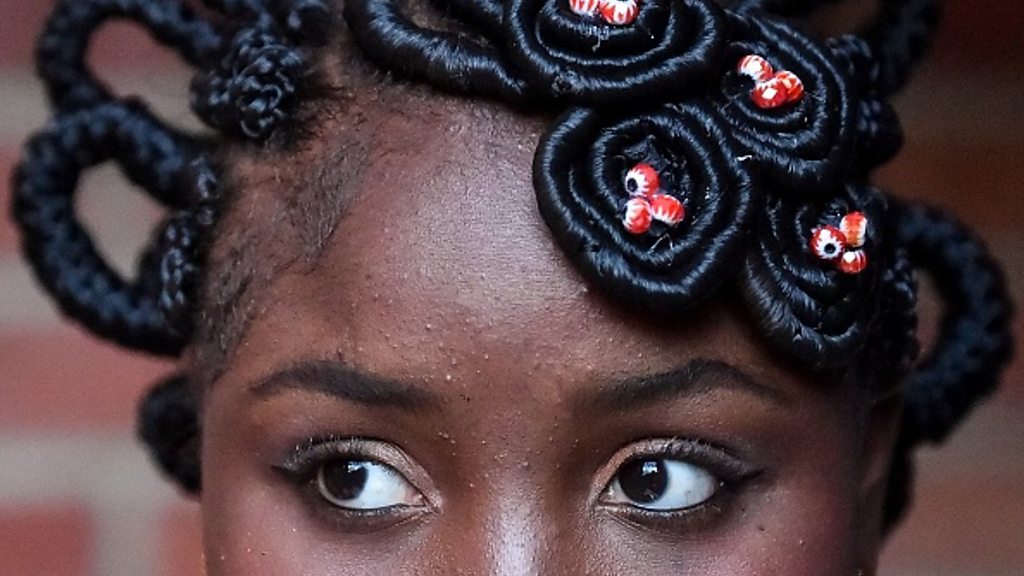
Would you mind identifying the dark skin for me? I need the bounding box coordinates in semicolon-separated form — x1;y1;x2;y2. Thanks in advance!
198;93;899;575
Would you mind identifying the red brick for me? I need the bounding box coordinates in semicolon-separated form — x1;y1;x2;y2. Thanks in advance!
1;148;20;255
87;21;192;76
0;1;49;68
0;1;187;71
161;503;204;576
0;325;174;432
0;503;93;576
995;317;1024;407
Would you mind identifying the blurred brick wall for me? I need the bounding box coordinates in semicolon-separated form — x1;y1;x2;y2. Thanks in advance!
0;1;1021;575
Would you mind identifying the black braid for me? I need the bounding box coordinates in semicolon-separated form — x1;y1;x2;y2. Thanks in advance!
37;0;222;111
190;24;311;140
895;202;1014;444
828;34;905;172
137;373;202;493
188;1;330;141
158;157;222;338
12;101;199;355
863;0;943;96
343;0;531;103
876;201;1013;529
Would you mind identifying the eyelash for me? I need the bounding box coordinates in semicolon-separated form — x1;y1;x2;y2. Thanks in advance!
598;439;761;532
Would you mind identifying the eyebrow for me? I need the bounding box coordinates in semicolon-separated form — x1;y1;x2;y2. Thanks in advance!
249;359;440;410
577;358;790;410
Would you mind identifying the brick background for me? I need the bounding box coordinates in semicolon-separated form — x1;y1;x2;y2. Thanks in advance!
1;0;1021;574
0;504;93;576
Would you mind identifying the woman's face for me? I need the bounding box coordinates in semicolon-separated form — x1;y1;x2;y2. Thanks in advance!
199;99;893;575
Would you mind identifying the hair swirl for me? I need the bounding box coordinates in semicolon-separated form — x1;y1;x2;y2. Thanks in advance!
709;14;855;194
505;0;728;104
535;105;758;313
740;183;887;368
343;0;531;102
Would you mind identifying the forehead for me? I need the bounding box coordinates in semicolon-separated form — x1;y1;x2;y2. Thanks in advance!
215;95;797;398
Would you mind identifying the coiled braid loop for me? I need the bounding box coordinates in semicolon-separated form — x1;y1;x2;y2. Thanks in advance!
895;202;1014;444
13;101;199;355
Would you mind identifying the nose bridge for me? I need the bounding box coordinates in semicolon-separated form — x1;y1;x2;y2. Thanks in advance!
431;468;583;576
485;495;550;576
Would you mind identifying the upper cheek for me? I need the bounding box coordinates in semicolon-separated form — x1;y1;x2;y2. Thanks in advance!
201;467;430;576
591;497;858;576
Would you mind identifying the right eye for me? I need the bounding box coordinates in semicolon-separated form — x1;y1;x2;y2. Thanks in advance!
316;459;423;511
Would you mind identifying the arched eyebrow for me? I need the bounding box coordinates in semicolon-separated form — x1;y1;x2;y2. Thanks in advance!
249;358;789;412
249;359;440;410
575;358;791;410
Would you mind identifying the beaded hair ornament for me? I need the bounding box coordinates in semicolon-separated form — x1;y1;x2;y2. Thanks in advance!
11;0;1014;524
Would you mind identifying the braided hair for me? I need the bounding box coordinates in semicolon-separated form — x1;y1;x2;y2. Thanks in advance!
11;0;1013;529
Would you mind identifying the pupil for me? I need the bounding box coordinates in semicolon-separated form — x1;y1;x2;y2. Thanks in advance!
825;243;837;254
625;177;639;192
619;459;668;504
321;460;368;501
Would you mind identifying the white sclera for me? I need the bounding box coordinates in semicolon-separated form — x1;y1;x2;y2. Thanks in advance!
608;459;718;511
316;461;420;510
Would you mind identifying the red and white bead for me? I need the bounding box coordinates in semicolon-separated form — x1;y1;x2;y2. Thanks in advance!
739;54;805;109
568;0;600;16
809;225;847;261
737;54;774;83
751;76;789;109
838;249;868;274
774;70;804;103
598;0;639;26
839;211;869;248
622;197;653;235
649;193;685;226
624;163;659;198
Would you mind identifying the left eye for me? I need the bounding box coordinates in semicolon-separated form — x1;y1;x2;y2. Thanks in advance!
316;459;423;510
604;458;719;511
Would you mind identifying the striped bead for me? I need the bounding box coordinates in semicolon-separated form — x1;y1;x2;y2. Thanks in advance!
737;54;773;83
774;70;804;103
649;193;685;226
568;0;600;16
840;211;869;248
809;225;847;261
598;0;639;26
622;197;653;235
751;77;789;109
624;163;660;198
838;249;869;274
